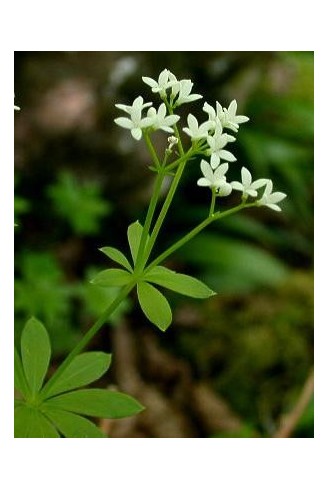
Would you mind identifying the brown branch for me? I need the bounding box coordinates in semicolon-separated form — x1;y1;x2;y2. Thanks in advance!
273;368;314;438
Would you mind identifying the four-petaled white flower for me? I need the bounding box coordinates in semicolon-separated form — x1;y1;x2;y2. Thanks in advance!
182;114;213;141
146;103;180;133
115;96;153;140
231;167;268;199
171;79;202;106
142;69;177;97
257;180;287;212
207;126;236;168
197;160;232;196
203;100;249;132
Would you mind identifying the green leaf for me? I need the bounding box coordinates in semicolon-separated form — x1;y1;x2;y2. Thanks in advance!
90;268;132;287
144;266;216;298
14;404;60;438
44;388;144;419
14;346;30;398
44;352;112;398
43;408;105;438
99;246;133;272
21;317;51;396
127;221;148;265
137;281;172;331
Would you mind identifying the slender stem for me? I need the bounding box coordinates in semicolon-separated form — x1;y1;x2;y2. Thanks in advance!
40;282;135;399
209;188;216;217
142;159;187;265
146;202;253;272
143;132;161;169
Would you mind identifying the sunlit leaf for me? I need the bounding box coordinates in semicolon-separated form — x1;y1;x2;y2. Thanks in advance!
44;388;144;419
127;221;149;264
137;281;172;331
44;408;105;438
44;352;112;398
144;265;216;298
14;404;60;438
99;246;133;272
14;346;30;398
90;268;132;287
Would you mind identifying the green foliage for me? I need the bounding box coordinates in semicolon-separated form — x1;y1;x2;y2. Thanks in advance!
14;318;144;438
48;171;111;235
90;268;132;287
144;265;216;298
127;220;148;264
179;233;288;293
137;281;172;331
99;246;133;272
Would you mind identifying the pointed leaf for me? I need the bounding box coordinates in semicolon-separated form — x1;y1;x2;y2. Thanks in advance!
21;317;51;395
44;352;112;398
44;388;144;419
144;265;216;298
15;404;59;438
90;268;132;287
137;281;172;331
99;247;133;272
127;221;149;264
14;346;30;398
44;408;105;438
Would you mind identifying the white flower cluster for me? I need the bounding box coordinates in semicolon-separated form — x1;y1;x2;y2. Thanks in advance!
114;69;286;211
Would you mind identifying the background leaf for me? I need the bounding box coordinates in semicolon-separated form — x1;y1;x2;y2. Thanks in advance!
145;266;216;298
21;318;51;396
44;352;112;398
44;388;144;418
91;268;132;287
14;404;59;438
43;408;105;438
137;281;172;331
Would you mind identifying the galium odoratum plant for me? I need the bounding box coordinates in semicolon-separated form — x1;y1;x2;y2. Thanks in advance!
14;70;286;437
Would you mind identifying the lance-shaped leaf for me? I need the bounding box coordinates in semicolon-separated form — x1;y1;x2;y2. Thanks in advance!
43;388;144;419
137;281;172;331
44;408;105;438
43;352;112;398
144;265;216;298
14;346;30;398
127;221;149;265
21;317;51;396
14;404;60;438
99;246;133;272
90;268;132;287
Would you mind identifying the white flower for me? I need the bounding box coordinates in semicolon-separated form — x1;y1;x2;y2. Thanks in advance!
146;103;180;133
207;126;236;168
203;100;249;132
197;160;232;196
217;100;249;132
182;114;213;141
231;167;268;199
257;180;287;212
171;79;202;106
168;136;179;150
115;96;153;140
142;69;177;96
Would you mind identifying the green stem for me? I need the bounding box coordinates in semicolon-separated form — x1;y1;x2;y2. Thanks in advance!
143;132;161;169
40;281;135;399
146;202;254;272
209;188;216;217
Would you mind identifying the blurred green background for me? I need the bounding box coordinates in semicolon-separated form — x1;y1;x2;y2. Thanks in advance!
14;51;313;438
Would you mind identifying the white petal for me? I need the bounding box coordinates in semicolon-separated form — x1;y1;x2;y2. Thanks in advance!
114;117;133;129
241;167;252;187
210;154;220;169
269;192;287;204
214;163;229;179
265;203;282;212
231;181;244;191
219;149;236;162
187;114;198;133
200;160;214;181
142;76;157;88
228;100;237;116
251;178;269;190
197;177;211;187
165;115;180;126
236;115;249;123
131;128;142;140
218;182;232;197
